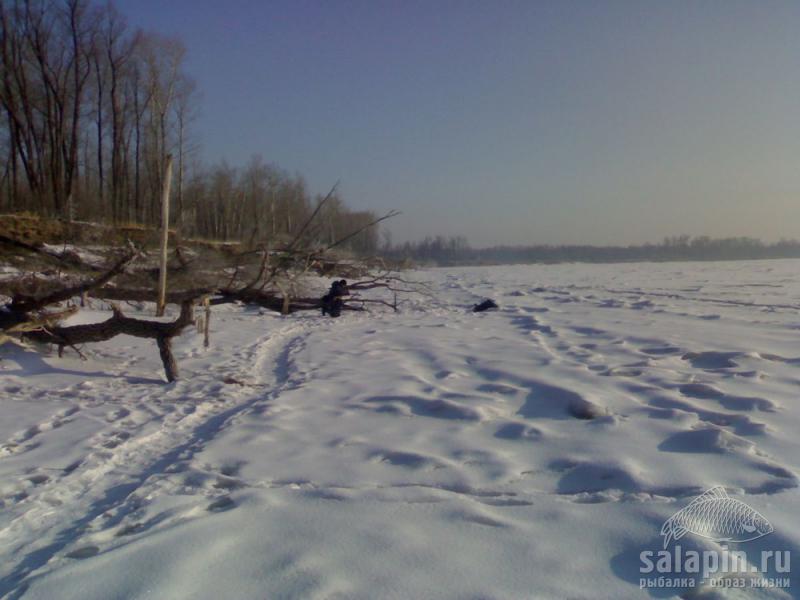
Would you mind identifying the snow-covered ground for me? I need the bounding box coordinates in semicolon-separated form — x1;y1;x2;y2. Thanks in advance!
1;260;799;599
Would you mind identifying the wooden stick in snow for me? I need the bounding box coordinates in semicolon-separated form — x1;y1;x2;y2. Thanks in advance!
157;154;174;317
203;296;211;348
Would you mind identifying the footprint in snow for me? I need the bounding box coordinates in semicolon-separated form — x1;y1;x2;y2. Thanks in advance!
65;545;99;559
27;473;49;485
641;346;682;356
494;422;543;441
682;351;740;370
207;496;236;512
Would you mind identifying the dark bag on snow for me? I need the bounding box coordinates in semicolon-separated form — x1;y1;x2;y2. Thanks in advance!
472;299;498;313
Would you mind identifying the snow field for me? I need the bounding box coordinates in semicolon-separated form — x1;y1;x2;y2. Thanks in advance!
1;260;799;598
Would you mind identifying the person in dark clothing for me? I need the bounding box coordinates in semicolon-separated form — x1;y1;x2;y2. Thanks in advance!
321;279;349;317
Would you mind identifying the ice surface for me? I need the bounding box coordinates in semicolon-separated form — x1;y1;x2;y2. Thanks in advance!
1;260;799;598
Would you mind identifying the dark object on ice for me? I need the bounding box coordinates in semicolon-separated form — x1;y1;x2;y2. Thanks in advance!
472;299;498;313
321;279;350;317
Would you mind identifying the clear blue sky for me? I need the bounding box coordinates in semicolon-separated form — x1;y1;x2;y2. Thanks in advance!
115;0;800;247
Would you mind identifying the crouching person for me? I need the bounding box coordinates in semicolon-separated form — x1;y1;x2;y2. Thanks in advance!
321;279;349;317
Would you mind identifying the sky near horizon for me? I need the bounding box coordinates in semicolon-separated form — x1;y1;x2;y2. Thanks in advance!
115;0;800;247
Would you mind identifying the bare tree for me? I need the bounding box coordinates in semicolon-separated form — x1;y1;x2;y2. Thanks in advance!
0;0;386;256
171;73;197;235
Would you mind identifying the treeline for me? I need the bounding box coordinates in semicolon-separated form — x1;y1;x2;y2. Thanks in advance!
385;234;800;265
184;157;379;252
0;0;378;252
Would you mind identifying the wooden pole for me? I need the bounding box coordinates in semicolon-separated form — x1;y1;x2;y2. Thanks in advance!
275;282;291;315
156;154;174;317
203;296;211;348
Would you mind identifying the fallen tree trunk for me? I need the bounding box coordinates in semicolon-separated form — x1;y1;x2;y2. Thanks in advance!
0;306;79;348
10;251;137;315
0;234;92;269
210;288;320;313
93;286;371;316
94;286;367;316
91;286;211;304
1;249;198;383
24;301;194;382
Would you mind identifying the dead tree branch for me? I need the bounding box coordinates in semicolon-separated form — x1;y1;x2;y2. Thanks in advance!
24;302;194;382
322;210;401;253
9;251;139;315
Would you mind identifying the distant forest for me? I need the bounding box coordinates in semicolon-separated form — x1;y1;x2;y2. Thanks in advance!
0;0;379;254
384;234;800;266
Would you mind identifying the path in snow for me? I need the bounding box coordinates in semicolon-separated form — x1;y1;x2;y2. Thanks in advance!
0;308;327;598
